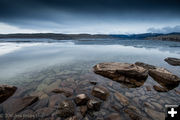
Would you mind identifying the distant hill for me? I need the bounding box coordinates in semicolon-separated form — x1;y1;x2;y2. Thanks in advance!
146;33;180;42
0;32;180;42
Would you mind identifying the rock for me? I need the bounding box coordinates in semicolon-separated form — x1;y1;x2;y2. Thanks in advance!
87;99;101;111
124;108;142;120
3;96;38;114
146;86;151;91
164;57;180;66
135;62;156;70
145;108;165;120
90;81;97;85
144;102;155;109
175;90;180;95
35;107;55;118
32;98;49;110
104;113;122;120
74;94;89;106
114;92;129;106
52;87;73;97
153;85;168;92
149;67;180;89
93;63;148;87
65;116;77;120
58;100;75;118
80;106;88;116
0;85;17;103
49;94;66;107
91;85;109;101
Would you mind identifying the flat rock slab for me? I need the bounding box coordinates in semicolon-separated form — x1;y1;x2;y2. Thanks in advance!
0;85;17;104
165;57;180;66
3;96;38;114
93;63;148;87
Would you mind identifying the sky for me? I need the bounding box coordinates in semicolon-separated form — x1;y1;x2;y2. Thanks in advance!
0;0;180;34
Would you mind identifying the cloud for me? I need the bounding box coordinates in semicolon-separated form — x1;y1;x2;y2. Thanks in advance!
147;25;180;33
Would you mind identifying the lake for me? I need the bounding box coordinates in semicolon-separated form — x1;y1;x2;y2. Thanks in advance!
0;39;180;119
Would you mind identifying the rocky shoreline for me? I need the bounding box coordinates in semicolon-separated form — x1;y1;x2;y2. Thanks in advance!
0;58;180;120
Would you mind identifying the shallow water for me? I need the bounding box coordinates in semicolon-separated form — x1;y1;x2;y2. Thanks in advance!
0;39;180;120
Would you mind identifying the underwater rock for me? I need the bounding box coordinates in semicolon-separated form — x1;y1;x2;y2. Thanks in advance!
104;113;122;120
91;85;109;101
52;87;73;97
87;99;101;111
80;105;88;116
153;85;168;92
58;100;75;118
145;108;165;120
0;84;17;104
114;92;129;106
93;63;148;87
3;96;38;114
164;57;180;66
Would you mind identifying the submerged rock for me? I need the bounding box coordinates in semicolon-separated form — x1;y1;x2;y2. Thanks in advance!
114;92;129;106
104;113;122;120
91;85;109;101
93;63;148;87
164;57;180;66
153;85;168;92
74;94;89;106
80;106;88;116
0;85;17;103
58;100;75;118
149;67;180;89
87;99;101;111
52;87;73;97
145;108;165;120
3;96;38;114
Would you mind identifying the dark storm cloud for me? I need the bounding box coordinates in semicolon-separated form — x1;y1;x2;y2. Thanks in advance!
0;0;180;33
1;0;180;19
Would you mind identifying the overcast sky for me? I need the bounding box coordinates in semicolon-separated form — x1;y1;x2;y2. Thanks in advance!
0;0;180;34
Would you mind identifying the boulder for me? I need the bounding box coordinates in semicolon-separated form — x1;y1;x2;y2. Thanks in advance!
114;92;129;106
0;85;17;103
87;99;101;111
3;96;38;114
153;85;168;92
74;94;89;106
58;100;75;118
91;85;109;101
65;116;77;120
149;67;180;88
164;57;180;66
93;63;148;87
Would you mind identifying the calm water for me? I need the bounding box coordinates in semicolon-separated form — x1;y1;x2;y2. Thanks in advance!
0;39;180;119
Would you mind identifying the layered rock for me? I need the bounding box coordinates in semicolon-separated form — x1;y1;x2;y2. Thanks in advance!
93;63;148;87
165;57;180;66
91;85;109;101
0;85;17;103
